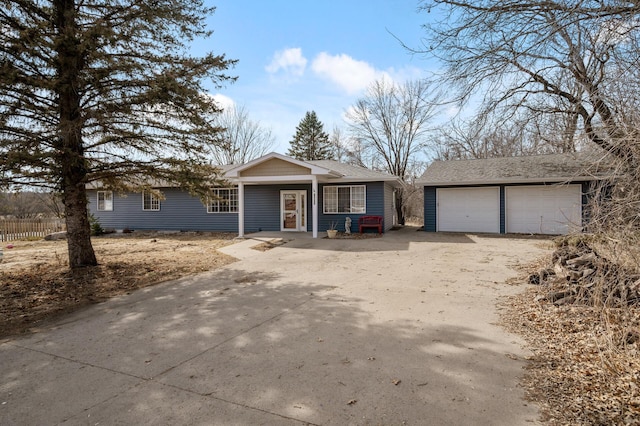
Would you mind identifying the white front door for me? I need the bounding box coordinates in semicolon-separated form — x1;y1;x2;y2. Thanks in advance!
281;190;307;232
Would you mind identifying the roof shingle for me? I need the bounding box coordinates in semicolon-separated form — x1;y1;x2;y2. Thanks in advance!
417;152;610;186
308;159;398;181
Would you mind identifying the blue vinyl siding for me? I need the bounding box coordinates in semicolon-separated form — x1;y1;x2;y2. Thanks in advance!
319;181;387;232
88;188;238;232
423;187;437;232
243;184;312;233
89;181;393;234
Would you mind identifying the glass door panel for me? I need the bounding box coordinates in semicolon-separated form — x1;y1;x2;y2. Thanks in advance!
283;193;298;229
281;190;307;231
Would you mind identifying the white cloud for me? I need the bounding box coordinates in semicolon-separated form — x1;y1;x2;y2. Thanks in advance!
211;93;235;111
265;47;307;77
311;52;388;95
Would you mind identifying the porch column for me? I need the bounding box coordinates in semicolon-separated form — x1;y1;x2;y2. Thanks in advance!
312;176;318;238
238;182;245;238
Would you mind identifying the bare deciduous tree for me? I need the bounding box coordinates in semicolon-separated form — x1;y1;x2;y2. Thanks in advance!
329;126;350;163
0;192;60;218
346;78;439;224
41;192;65;219
419;0;640;167
433;110;577;160
329;126;377;168
209;105;275;165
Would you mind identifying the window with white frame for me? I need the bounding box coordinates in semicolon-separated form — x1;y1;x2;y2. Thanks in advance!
97;191;113;211
142;191;160;211
323;185;366;214
207;188;238;213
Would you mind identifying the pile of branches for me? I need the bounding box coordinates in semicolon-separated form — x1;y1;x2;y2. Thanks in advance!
530;238;640;307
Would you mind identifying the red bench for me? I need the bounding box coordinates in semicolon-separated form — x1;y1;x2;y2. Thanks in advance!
358;215;383;234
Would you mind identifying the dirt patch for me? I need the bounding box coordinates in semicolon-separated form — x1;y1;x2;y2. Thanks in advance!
250;238;289;252
0;231;237;338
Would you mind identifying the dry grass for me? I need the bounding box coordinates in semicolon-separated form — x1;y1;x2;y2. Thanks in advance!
0;231;237;339
502;243;640;425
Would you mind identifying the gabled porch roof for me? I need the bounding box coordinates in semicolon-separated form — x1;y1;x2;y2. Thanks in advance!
225;152;342;183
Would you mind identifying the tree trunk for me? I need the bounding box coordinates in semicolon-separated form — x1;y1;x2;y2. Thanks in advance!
64;184;97;268
55;0;97;268
395;190;405;225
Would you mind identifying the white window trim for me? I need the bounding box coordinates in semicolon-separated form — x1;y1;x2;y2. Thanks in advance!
207;188;238;214
142;191;160;211
323;185;366;214
97;190;113;211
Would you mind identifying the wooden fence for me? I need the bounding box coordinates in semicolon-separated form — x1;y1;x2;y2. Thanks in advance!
0;218;66;242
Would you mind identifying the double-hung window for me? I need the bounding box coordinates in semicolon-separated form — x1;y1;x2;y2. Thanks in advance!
207;188;238;213
97;191;113;211
142;191;160;211
323;185;366;214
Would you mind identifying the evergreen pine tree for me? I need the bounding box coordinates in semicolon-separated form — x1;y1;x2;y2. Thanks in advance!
0;0;235;268
287;111;334;161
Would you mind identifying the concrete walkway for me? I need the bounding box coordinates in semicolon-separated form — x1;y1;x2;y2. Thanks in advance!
1;228;550;425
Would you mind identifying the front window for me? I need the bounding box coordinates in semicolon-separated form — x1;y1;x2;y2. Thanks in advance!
207;188;238;213
142;191;160;211
323;185;366;214
97;191;113;211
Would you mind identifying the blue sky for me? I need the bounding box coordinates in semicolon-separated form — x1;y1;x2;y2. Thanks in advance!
199;0;439;154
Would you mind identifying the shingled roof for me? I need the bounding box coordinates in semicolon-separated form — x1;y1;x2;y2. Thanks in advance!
308;159;399;182
417;152;610;186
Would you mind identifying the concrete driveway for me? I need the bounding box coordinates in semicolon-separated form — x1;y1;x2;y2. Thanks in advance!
1;228;550;425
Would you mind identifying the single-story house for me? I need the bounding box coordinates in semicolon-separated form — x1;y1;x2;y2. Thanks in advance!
87;152;401;238
417;152;607;235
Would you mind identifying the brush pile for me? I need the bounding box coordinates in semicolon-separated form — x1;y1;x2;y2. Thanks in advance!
529;238;640;307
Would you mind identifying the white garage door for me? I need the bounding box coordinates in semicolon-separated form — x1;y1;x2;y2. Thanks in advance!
506;185;582;235
437;187;500;233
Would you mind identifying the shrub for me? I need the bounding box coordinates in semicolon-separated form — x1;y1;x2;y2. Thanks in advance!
88;213;104;236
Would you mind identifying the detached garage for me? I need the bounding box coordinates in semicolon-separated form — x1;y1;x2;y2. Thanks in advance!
420;153;604;235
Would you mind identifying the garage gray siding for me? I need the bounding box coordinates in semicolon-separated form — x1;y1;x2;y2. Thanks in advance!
500;187;506;234
87;188;238;232
383;183;395;231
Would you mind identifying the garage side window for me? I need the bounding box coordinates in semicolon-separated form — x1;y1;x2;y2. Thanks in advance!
323;185;366;214
97;191;113;211
207;188;238;213
142;191;160;211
